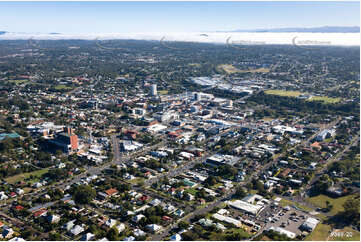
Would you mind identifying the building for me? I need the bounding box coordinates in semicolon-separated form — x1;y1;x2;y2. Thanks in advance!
226;200;263;216
206;154;240;167
132;108;146;117
120;140;143;152
267;226;296;239
212;213;242;228
151;84;157;96
315;129;336;141
300;217;320;232
48;127;78;153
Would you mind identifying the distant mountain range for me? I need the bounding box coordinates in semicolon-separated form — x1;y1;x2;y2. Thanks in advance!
230;26;360;33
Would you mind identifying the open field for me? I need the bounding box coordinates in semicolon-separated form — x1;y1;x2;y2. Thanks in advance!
305;223;332;241
5;168;49;184
307;96;341;104
265;90;342;103
158;90;169;95
306;194;357;216
329;227;360;241
279;198;313;212
264;89;303;97
218;64;270;74
54;84;73;90
8;79;29;85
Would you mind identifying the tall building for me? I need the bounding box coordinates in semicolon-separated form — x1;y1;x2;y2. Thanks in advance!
48;127;79;153
194;92;201;101
151;84;157;96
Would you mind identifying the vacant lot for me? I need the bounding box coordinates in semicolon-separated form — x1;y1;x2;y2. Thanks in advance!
158;90;169;95
279;198;313;212
265;89;303;97
5;168;49;184
308;96;341;104
305;223;332;241
306;194;357;215
218;64;269;74
54;84;73;90
8;79;29;85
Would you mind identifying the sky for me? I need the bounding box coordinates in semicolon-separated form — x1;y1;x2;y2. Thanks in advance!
0;1;359;33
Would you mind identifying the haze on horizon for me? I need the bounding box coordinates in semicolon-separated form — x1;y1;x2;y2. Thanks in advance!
0;1;359;34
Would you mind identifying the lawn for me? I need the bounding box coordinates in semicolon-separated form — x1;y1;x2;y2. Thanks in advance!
185;188;198;195
218;64;269;74
279;198;313;212
306;194;357;215
54;84;73;90
265;89;303;97
8;79;29;85
158;90;169;95
238;67;270;73
306;225;360;241
305;223;332;241
5;168;49;184
329;227;360;241
308;96;341;104
218;64;242;74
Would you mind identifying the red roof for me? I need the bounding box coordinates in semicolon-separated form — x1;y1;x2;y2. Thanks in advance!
162;216;172;221
14;205;24;211
105;188;118;196
139;195;150;201
33;209;47;217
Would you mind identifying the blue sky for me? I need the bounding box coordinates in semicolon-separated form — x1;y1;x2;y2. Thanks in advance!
0;1;359;33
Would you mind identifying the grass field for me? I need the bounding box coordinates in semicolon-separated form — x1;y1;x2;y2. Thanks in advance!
218;64;269;74
329;227;360;241
265;90;341;104
238;67;270;73
279;198;313;212
305;223;332;241
306;224;360;241
54;84;73;90
307;96;341;104
306;194;357;215
158;90;169;95
8;79;29;85
265;89;303;97
185;188;197;195
5;168;49;184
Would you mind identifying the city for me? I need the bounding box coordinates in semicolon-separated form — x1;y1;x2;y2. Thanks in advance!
0;1;359;241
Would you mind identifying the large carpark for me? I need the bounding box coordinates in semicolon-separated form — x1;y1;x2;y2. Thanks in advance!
224;195;318;238
260;205;315;237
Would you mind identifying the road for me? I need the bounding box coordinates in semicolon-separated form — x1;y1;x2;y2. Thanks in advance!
150;117;344;240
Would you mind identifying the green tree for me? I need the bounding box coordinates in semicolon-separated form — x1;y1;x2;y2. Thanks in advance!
73;185;96;204
343;196;360;226
106;227;119;241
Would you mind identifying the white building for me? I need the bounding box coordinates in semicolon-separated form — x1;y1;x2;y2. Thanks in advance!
301;217;319;232
151;84;157;96
226;200;263;215
267;226;296;239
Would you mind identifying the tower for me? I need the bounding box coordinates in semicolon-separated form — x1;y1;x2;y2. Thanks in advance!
151;84;157;96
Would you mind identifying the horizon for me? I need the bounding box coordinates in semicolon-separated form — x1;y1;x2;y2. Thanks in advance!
0;1;359;33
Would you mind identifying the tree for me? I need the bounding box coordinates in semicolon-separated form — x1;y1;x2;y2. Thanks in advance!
235;186;247;199
178;221;189;230
73;185;96;204
106;227;119;241
49;232;62;241
203;175;217;187
342;196;360;226
181;231;198;241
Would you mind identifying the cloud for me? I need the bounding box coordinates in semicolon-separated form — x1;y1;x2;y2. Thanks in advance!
0;32;359;46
